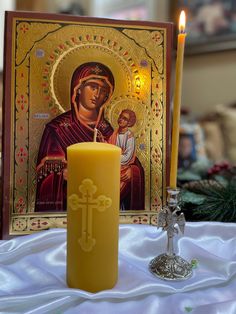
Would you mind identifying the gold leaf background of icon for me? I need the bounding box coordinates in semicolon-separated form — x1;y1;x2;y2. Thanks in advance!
12;18;167;233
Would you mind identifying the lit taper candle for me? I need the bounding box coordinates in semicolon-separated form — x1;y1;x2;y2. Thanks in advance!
170;10;187;188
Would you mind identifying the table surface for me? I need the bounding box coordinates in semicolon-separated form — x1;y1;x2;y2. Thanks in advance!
0;222;236;314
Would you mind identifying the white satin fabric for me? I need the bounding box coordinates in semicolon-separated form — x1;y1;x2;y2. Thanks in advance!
0;222;236;314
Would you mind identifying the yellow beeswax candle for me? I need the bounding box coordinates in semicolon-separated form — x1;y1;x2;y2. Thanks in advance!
66;142;121;292
170;10;186;189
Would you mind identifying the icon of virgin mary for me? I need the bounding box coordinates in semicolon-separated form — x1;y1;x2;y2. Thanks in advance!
35;61;144;212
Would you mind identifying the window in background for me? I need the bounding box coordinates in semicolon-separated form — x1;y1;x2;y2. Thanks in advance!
91;0;158;21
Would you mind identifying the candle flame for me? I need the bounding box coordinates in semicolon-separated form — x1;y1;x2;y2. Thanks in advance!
179;10;186;33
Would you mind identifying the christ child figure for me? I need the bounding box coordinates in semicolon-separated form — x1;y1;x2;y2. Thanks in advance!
108;109;137;191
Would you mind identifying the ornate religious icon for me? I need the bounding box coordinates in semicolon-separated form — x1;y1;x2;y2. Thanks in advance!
1;11;173;238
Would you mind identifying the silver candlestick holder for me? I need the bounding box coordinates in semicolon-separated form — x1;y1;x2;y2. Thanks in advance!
149;188;193;280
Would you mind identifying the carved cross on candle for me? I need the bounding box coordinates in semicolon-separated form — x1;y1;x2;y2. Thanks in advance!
68;178;112;252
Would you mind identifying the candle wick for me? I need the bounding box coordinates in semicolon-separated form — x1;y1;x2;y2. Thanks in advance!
93;128;98;142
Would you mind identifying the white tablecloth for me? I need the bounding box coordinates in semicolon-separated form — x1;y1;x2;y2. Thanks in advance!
0;222;236;314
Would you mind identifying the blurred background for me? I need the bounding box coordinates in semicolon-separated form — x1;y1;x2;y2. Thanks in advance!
1;0;236;159
0;0;236;221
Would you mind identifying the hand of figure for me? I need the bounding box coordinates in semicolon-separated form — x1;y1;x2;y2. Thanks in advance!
62;160;68;181
63;168;68;181
120;167;131;182
97;129;105;142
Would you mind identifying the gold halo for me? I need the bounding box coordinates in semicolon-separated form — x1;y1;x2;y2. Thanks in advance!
49;44;135;112
105;95;151;138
